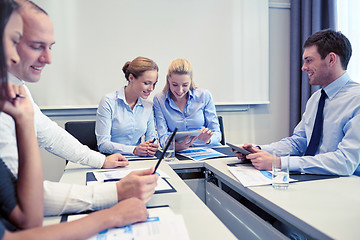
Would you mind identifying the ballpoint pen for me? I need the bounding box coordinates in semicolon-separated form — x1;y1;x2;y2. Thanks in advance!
9;94;26;101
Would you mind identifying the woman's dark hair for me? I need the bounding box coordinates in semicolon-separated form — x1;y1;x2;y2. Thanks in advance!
0;0;19;100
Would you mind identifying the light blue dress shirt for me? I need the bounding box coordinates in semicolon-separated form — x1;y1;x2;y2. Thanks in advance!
261;72;360;176
153;88;221;148
96;86;157;155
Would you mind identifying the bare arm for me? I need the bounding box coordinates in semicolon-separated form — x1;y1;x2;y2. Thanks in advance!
1;85;43;229
2;198;148;240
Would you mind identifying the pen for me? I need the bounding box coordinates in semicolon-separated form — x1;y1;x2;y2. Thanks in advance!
152;138;157;143
10;94;26;101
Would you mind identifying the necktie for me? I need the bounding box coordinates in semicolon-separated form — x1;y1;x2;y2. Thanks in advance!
304;89;327;156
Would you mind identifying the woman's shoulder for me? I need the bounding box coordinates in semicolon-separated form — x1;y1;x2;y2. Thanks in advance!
102;90;118;100
192;88;212;98
141;97;154;108
153;91;168;103
154;91;167;99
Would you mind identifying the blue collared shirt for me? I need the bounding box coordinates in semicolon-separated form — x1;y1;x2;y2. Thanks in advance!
153;88;221;148
262;72;360;175
96;86;157;154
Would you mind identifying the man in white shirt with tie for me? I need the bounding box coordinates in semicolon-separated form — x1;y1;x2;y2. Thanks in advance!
236;29;360;176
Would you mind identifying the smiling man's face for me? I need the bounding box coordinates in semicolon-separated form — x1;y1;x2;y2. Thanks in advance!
9;8;55;82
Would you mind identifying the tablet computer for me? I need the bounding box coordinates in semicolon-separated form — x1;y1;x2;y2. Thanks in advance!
226;142;251;155
175;130;201;141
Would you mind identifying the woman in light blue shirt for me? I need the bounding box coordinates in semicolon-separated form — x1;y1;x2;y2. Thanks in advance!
153;59;221;151
96;57;159;156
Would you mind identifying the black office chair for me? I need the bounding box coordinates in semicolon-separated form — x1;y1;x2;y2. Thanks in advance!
218;115;225;145
64;120;98;151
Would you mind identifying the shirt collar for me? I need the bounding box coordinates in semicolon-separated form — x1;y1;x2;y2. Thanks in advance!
165;89;194;102
117;86;143;106
323;72;350;100
188;88;194;100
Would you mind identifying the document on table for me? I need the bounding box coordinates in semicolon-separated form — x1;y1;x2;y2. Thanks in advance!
177;147;226;161
66;206;190;240
228;165;297;187
92;168;170;181
87;169;176;193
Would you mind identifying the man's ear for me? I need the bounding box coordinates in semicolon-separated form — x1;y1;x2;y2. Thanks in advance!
327;52;337;67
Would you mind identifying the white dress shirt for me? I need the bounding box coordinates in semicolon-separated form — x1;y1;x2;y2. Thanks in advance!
0;74;118;216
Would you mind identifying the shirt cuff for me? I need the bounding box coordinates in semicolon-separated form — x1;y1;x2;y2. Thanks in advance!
92;182;118;210
287;156;302;172
122;145;136;155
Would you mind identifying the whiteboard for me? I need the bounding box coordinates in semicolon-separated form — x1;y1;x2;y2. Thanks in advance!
29;0;269;107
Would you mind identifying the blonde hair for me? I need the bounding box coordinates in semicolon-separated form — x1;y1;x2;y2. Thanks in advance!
122;56;158;81
163;58;196;92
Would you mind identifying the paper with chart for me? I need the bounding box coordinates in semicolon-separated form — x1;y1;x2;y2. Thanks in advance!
228;165;297;187
67;207;190;240
177;147;225;161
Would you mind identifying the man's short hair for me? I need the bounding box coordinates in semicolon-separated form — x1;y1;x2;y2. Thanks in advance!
16;0;48;15
304;29;352;70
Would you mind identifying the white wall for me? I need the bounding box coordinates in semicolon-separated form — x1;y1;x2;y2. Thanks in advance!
30;0;270;106
40;0;291;182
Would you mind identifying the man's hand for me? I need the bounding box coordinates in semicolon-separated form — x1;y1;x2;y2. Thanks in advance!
116;167;158;203
234;143;256;161
246;148;274;171
102;153;129;168
234;143;275;170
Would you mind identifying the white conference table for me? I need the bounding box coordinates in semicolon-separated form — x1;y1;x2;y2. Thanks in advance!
44;152;360;240
51;160;237;240
203;158;360;240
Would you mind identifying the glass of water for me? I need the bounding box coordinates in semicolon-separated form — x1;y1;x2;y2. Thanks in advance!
164;134;175;162
272;150;289;189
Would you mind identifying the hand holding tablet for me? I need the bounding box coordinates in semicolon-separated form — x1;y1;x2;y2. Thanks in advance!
175;130;201;142
226;142;251;155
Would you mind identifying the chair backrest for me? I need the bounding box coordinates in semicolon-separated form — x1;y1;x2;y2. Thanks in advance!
218;115;225;145
64;120;98;151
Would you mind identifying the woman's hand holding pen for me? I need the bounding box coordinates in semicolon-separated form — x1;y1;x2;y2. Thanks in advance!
133;139;159;156
146;138;159;156
0;83;32;122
